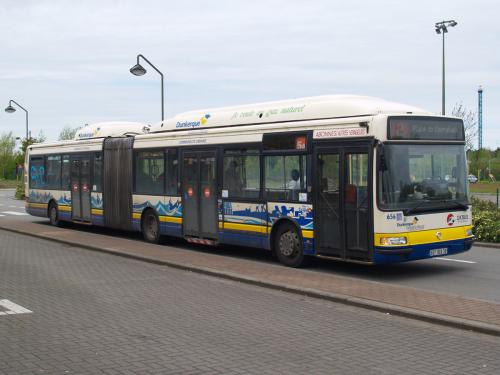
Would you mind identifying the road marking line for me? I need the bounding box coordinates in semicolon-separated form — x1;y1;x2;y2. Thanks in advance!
433;258;477;264
0;211;28;216
0;214;5;217
0;299;32;316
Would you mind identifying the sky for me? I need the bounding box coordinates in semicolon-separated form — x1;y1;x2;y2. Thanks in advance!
0;0;498;148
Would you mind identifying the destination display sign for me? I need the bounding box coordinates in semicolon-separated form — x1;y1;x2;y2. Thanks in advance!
313;127;367;139
388;117;464;141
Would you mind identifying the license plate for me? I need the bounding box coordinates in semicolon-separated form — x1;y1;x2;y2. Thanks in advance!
430;248;448;257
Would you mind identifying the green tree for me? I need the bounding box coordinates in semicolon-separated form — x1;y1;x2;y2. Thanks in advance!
0;132;17;179
58;125;81;140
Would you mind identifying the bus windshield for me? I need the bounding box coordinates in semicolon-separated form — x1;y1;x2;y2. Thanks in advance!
378;144;469;212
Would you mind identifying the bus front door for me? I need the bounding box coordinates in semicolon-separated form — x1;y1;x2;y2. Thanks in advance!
70;156;92;222
315;145;372;261
182;151;218;240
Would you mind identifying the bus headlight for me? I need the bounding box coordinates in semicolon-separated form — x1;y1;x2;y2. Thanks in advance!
466;228;473;237
380;236;407;246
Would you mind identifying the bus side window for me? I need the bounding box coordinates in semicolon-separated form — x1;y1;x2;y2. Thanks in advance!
165;149;179;195
135;151;165;195
29;157;46;189
61;155;70;190
264;154;307;201
46;155;61;190
223;150;260;199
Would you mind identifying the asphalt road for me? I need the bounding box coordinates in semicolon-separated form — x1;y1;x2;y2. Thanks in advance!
1;230;500;374
2;188;500;304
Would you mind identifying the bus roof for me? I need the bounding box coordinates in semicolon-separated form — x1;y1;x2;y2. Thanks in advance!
152;95;430;132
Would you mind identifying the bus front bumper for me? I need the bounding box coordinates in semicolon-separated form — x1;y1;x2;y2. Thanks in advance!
373;237;474;264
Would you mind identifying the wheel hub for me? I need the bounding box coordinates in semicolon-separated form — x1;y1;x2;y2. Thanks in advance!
280;231;298;257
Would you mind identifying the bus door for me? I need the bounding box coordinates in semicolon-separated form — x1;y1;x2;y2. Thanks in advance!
70;155;92;221
182;150;218;240
314;144;372;260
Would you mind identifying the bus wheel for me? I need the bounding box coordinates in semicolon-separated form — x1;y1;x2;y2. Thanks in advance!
48;202;60;227
274;223;308;268
142;210;160;244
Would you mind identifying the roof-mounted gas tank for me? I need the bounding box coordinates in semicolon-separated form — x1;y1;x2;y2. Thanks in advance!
74;121;150;140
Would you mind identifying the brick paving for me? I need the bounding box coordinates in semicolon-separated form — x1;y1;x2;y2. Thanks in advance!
1;218;500;332
1;230;500;374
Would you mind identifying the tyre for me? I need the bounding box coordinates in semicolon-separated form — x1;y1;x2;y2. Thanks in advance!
48;202;61;227
142;210;160;244
274;222;308;267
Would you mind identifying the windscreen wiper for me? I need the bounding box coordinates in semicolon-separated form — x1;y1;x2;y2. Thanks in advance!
403;199;433;216
442;200;469;210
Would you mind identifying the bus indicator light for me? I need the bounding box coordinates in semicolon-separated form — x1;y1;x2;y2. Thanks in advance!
204;187;210;198
72;183;78;192
187;187;193;197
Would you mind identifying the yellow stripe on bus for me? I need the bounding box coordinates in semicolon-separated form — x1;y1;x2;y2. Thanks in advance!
91;209;103;216
302;230;314;239
374;225;473;246
132;212;182;224
223;222;268;234
27;202;48;209
59;205;72;212
159;216;182;224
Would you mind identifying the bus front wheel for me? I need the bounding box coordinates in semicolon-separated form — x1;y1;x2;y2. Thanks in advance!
274;223;308;268
142;210;160;244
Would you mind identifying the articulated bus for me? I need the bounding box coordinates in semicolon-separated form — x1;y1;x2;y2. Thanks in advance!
25;95;474;267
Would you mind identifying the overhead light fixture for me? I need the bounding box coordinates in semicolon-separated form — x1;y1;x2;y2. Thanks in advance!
4;105;16;113
130;63;147;76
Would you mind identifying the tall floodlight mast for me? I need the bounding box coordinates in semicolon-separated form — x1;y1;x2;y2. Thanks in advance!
478;86;483;150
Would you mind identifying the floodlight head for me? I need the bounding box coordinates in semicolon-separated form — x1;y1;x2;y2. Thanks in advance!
442;26;448;33
449;20;457;27
435;28;441;34
5;105;16;113
130;63;147;76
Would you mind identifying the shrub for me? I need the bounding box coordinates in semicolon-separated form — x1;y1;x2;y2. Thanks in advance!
472;197;500;243
15;180;25;200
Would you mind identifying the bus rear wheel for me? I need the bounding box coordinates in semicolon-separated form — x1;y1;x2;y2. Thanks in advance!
142;210;160;244
274;223;308;268
48;202;60;227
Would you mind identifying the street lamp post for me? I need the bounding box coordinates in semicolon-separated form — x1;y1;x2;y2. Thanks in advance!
130;54;164;122
435;20;458;116
5;99;29;139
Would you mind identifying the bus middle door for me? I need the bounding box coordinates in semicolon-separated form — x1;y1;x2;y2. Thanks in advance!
70;155;92;222
182;150;218;241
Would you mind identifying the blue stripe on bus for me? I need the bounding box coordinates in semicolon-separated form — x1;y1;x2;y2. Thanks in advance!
219;230;267;249
26;207;46;217
131;219;183;237
374;238;472;264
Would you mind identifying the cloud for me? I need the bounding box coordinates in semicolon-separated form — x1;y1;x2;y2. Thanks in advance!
0;0;498;148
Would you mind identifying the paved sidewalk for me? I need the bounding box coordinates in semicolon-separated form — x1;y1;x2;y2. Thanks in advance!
2;218;500;336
